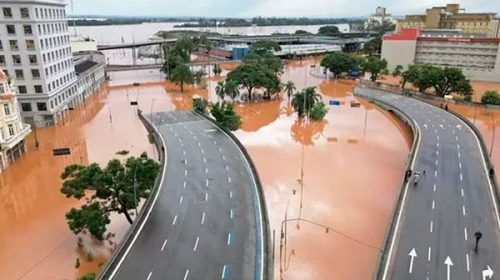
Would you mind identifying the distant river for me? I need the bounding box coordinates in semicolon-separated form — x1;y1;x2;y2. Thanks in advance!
73;22;351;44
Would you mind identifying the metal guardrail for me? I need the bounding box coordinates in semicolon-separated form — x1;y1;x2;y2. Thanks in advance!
353;86;421;280
97;110;166;280
194;111;273;280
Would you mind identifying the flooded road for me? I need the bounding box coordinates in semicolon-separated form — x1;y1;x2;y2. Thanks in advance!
0;59;411;279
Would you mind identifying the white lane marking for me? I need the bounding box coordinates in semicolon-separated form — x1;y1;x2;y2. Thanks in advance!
459;162;462;169
184;159;187;165
230;208;234;219
437;142;440;148
194;136;198;140
458;152;461;158
147;271;152;280
436;159;439;166
434;129;438;133
197;142;201;147
206;179;209;187
161;239;168;251
201;212;206;224
183;181;187;188
430;221;434;233
203;157;206;163
183;150;186;155
428;247;432;262
218;148;222;153
193;237;200;251
462;206;466;216
466;254;470;272
436;150;439;156
174;133;178;137
180;142;184;148
225;165;229;171
457;144;460;149
201;149;205;154
183;269;189;280
222;155;226;161
433;183;437;192
456;136;458;141
460;173;463;181
227;233;232;245
221;265;228;279
461;189;465;197
205;168;208;174
228;176;232;183
229;191;233;198
437;136;440;141
179;196;183;204
185;170;187;176
205;193;208;201
453;130;456;134
435;170;438;177
432;200;435;210
464;228;468;241
172;215;178;225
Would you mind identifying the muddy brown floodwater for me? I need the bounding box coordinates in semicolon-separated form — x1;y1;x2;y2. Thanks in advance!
0;59;411;279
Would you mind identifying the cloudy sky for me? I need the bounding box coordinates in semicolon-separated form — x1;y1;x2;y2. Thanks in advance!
72;0;499;17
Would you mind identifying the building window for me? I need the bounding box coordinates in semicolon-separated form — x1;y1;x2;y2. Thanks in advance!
50;100;54;109
9;40;18;51
34;85;43;93
21;103;32;112
12;55;21;65
31;69;40;79
7;25;16;35
8;124;14;136
4;104;10;116
29;55;37;64
0;41;2;50
37;102;47;111
23;25;32;35
26;40;35;50
20;8;30;18
0;55;5;65
3;7;12;18
35;8;38;18
18;86;27;94
15;69;24;80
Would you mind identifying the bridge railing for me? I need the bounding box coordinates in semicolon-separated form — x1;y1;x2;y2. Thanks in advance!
96;110;166;280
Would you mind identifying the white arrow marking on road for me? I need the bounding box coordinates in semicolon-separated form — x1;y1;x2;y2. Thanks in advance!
457;125;463;130
444;256;453;280
440;124;445;129
409;248;417;274
424;124;428;129
483;266;494;280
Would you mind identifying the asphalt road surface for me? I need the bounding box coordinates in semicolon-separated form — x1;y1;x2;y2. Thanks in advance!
109;111;264;280
355;87;500;280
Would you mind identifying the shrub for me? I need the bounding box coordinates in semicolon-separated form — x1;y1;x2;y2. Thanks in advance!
481;90;500;105
192;98;209;114
309;102;329;121
78;273;97;280
210;102;241;131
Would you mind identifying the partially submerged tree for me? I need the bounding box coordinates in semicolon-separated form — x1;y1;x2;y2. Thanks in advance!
61;153;160;240
227;64;279;100
482;90;500;105
360;57;388;82
171;64;194;92
283;81;296;101
210;102;242;131
291;87;322;119
392;65;403;77
320;52;358;78
192;97;209;114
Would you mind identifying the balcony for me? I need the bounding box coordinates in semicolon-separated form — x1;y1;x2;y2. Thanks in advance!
0;124;31;150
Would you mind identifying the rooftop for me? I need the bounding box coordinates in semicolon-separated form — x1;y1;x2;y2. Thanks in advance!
75;60;98;75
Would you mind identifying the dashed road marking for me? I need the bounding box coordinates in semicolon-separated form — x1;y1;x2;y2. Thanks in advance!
172;215;178;225
230;209;234;219
461;189;465;197
179;196;183;204
205;193;208;202
430;221;434;233
432;200;435;210
466;254;470;272
147;271;153;280
183;269;189;280
433;183;437;192
193;237;200;251
161;239;168;251
462;206;466;216
201;212;206;224
464;228;468;241
428;247;432;262
460;173;463;181
227;233;232;245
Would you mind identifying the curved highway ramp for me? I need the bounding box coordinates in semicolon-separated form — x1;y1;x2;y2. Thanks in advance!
355;87;500;280
107;111;265;280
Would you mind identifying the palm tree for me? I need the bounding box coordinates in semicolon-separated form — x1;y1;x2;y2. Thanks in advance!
215;81;225;101
225;79;240;102
291;87;321;119
283;81;296;101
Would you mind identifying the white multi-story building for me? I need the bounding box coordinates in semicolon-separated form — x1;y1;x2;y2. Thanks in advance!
382;28;500;82
0;69;31;173
0;0;79;127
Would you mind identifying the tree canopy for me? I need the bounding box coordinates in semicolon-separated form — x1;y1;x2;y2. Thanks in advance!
171;64;194;92
60;153;160;240
320;52;359;78
318;25;340;36
227;64;280;100
210;102;242;131
482;90;500;105
291;87;323;119
360;57;388;82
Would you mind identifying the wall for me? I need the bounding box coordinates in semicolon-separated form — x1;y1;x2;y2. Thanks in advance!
381;40;417;70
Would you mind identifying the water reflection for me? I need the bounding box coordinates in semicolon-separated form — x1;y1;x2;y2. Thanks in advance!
290;120;327;146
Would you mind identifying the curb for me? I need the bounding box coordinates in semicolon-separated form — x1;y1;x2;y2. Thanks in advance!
194;110;273;280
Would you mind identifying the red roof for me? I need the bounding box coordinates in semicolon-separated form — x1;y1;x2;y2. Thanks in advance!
383;28;420;41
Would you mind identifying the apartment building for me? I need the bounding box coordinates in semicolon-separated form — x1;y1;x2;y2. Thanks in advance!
382;28;500;82
0;0;79;127
397;4;500;38
0;69;31;173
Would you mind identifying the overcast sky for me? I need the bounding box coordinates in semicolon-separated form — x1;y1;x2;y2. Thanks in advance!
71;0;500;18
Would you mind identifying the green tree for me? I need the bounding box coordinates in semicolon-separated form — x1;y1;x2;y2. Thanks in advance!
213;64;222;76
193;69;206;85
171;64;194;92
402;64;434;93
320;52;358;78
243;40;283;74
162;54;185;79
431;67;473;98
227;64;278;100
210;102;242;131
78;273;97;280
392;65;403;77
318;25;340;36
482;90;500;105
283;81;296;101
291;87;322;118
215;81;226;100
224;79;240;101
250;40;282;55
192;97;209;114
360;57;388;82
362;36;382;56
309;102;329;121
61;154;160;240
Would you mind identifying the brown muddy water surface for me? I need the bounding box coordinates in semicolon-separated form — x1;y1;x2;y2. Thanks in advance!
0;59;411;279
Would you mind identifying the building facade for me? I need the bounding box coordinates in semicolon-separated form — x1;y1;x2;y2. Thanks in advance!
365;6;395;29
397;4;500;38
73;51;106;102
0;0;80;127
0;69;31;173
382;28;500;82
